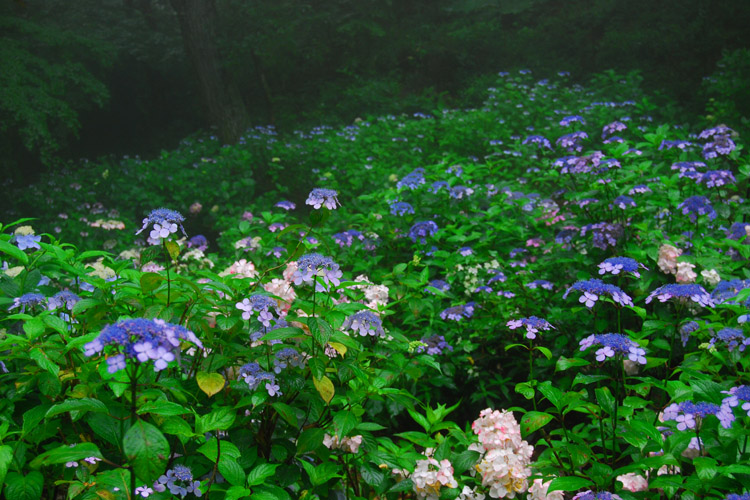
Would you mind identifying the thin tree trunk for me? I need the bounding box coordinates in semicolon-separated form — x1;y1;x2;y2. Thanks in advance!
170;0;248;143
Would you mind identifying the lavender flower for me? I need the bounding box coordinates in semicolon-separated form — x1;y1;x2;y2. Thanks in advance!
723;494;750;500
275;200;296;210
597;257;646;278
659;140;693;151
83;318;202;373
555;131;588;152
526;280;553;290
506;316;555;339
397;168;425;190
8;293;45;313
429;181;449;193
426;280;450;294
292;253;343;292
136;208;186;243
273;347;306;373
267;246;286;258
238;362;281;396
408;221;438;244
564;279;633;307
579;333;646;364
15;234;42;250
306;188;340;210
186;235;208;251
727;222;750;241
645;284;714;308
153;465;202;498
333;229;364;247
628;184;652;195
602;121;627;137
572;492;622;500
559;115;585;126
702;134;736;159
417;334;453;355
236;295;278;327
709;328;750;352
677;196;716;222
698;170;736;188
342;310;384;337
721;386;750;418
662;400;733;430
459;246;473;256
390;201;415;216
612;195;636;210
449;185;474;199
580;222;623;250
48;290;81;311
440;302;476;321
679;321;700;346
522;135;552;149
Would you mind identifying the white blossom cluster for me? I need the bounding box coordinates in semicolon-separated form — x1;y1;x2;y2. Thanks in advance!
411;457;458;500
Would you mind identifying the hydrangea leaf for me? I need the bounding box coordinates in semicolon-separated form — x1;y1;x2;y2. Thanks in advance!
196;371;225;397
313;375;335;404
123;420;169;482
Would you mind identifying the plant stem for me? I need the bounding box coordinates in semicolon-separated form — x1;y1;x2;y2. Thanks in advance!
163;240;171;306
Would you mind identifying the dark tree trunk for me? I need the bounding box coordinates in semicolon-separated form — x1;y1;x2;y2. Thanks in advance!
169;0;248;143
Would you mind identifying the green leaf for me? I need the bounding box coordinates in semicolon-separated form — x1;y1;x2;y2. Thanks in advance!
123;420;170;483
308;317;333;347
45;398;107;419
514;381;535;399
23;318;45;340
4;471;43;500
137;401;190;416
271;402;299;427
535;345;552;360
71;298;103;317
219;458;247;486
388;478;414;493
196;407;236;434
140;272;165;294
0;239;29;265
313;375;334;404
693;457;718;481
197;438;241;463
87;413;122;446
595;387;616;415
556;356;590;371
300;460;341;486
296;428;326;455
161;416;195;439
260;326;305;342
30;442;102;468
546;476;595;493
0;445;13;491
23;406;51;438
29;348;58;376
520;411;554;437
333;411;357;438
165;240;180;261
246;463;279;486
196;371;226;397
407;409;430;432
226;486;253;500
452;450;481;475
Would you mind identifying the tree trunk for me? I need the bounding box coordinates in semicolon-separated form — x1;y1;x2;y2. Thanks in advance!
169;0;248;143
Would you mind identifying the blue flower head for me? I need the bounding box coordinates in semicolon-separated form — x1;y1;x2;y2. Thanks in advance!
306;188;340;210
645;284;714;308
563;279;633;308
390;201;415;216
15;234;42;251
522;135;552;149
154;464;201;498
426;280;450;294
397;168;425;190
136;208;186;244
507;316;554;340
662;400;733;430
9;293;46;313
677;196;716;222
597;257;646;278
579;333;646;364
572;492;622;500
440;302;476;321
292;253;343;291
238;362;281;396
408;221;438;244
417;334;453;355
342;310;384;337
709;328;750;352
48;291;81;311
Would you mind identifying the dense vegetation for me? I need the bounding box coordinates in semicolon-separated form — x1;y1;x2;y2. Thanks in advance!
1;69;749;500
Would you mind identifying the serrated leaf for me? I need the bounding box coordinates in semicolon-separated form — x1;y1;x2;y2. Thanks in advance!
260;326;305;342
140;273;165;294
246;463;279;486
197;438;241;462
23;318;45;339
30;442;102;468
29;348;59;376
196;371;225;397
226;486;252;500
219;458;246;486
197;407;236;434
164;240;180;261
296;428;325;455
137;401;190;416
556;356;590;371
333;411;357;438
271;402;299;427
45;398;107;419
313;375;334;404
0;445;13;489
123;420;169;482
71;298;103;317
4;471;43;500
452;450;481;475
328;341;347;356
308;317;333;347
520;411;554;437
546;476;594;493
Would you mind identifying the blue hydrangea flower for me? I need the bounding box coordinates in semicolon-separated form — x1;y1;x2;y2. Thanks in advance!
572;492;622;500
390;201;415;216
426;280;450;294
273;347;306;373
446;165;463;176
153;465;202;498
679;320;701;346
342;310;384;337
677;196;716;222
83;318;202;373
597;257;646;278
292;253;343;291
723;494;750;500
559;115;585;126
459;246;473;256
556;131;588;152
440;302;476;321
238;362;281;396
727;222;750;241
711;279;750;303
306;188;340;210
709;328;750;352
629;184;652;195
333;229;364;248
275;200;296;210
417;334;453;355
48;291;81;311
662;400;734;430
396;168;425;190
612;195;636;210
645;284;714;308
186;235;208;251
136;208;186;243
555;228;578;244
698;170;736;188
602;121;627;137
408;221;438;244
564;279;633;308
526;280;553;290
236;295;278;327
506;316;555;340
699;125;734;140
702;134;736;159
721;386;750;418
449;185;474;199
15;234;42;251
268;222;288;232
659;139;693;151
579;333;646;364
9;293;46;313
580;222;623;250
522;135;552;149
267;246;286;258
429;181;449;193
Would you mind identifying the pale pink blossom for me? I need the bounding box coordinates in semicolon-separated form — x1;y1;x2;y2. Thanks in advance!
657;244;682;274
675;262;697;283
528;478;564;500
616;473;648;492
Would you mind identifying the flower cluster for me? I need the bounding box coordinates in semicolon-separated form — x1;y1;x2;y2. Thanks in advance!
677;195;716;222
136;208;186;244
273;347;306;373
236;294;279;327
333;229;365;247
612;195;636;210
471;409;533;498
522;135;552;149
700;125;736;159
153;465;202;498
15;234;42;250
645;284;714;308
579;333;646;364
571;492;622;500
390;201;415;216
275;200;296;210
580;222;623;250
417;334;453;355
563;279;633;308
409;221;439;243
323;433;363;454
662;400;734;430
555;131;588;152
397;168;426;190
83;318;202;373
47;290;81;311
721;386;750;418
411;457;458;500
9;293;46;313
657;244;682;274
306;188;340;209
342;310;384;337
426;279;450;293
506;316;554;340
354;275;390;310
709;328;750;352
597;257;645;278
440;302;476;321
238;362;281;396
292;253;343;292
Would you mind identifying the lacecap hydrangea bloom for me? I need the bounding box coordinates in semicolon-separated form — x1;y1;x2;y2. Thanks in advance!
506;316;554;340
579;333;646;364
677;196;716;222
136;208;186;244
409;221;439;243
15;233;42;251
236;294;279;327
645;284;714;308
709;328;750;352
238;362;281;396
722;386;750;418
440;302;476;321
417;334;453;355
397;168;426;190
292;253;343;292
662;400;734;430
390;201;415;216
84;318;203;373
305;188;340;209
598;257;646;278
153;464;201;498
563;279;633;308
48;290;81;311
342;310;384;337
571;492;621;500
9;293;46;313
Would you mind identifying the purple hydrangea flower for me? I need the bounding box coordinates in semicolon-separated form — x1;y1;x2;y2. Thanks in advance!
629;184;652;195
273;347;306;373
723;495;750;500
15;234;42;251
580;222;623;250
8;293;46;313
659;140;693;150
408;221;438;244
597;257;646;278
268;222;288;232
238;362;281;396
47;290;81;311
663;400;733;430
721;386;750;418
136;208;186;243
556;131;588;152
449;185;474;199
679;320;700;346
506;316;555;340
440;302;476;321
426;280;450;294
677;196;716;222
306;188;340;210
572;492;622;500
83;318;202;373
154;465;202;498
487;269;507;284
267;246;286;258
698;170;736;188
522;135;552;149
564;279;633;308
602;121;627;137
186;234;208;251
396;168;425;190
727;222;750;241
645;284;714;308
275;200;296;211
579;333;646;364
526;280;553;290
333;229;364;248
612;195;636;210
292;253;343;292
390;201;415;216
559;115;585;126
134;486;154;497
702;134;736;159
429;181;449;194
236;295;278;327
417;334;453;355
711;279;750;303
709;328;750;352
342;310;384;337
459;246;473;256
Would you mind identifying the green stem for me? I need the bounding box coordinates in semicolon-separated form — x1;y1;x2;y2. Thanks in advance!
130;363;139;496
163;240;171;306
